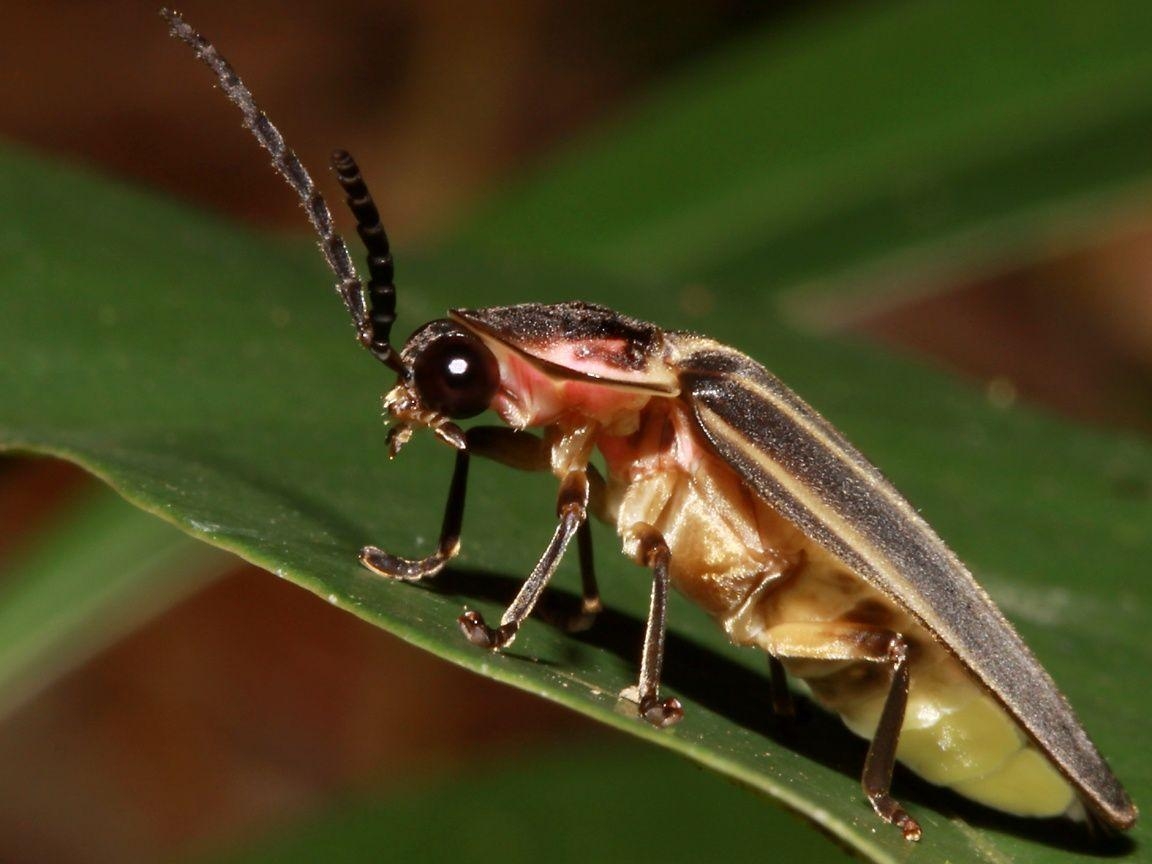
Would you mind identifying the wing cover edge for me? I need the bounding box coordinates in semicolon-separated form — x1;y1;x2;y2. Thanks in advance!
672;335;1134;827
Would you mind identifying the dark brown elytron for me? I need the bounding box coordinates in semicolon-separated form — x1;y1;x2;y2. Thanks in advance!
164;9;1136;840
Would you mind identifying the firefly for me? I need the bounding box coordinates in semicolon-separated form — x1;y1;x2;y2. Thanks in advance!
164;9;1137;840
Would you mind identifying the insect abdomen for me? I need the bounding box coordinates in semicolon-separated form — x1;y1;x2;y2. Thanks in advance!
768;552;1079;819
602;403;1078;820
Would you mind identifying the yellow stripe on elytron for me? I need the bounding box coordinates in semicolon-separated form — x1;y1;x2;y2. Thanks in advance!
694;399;939;619
730;374;938;549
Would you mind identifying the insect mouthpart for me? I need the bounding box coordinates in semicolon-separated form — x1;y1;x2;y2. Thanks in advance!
402;319;501;422
382;319;501;456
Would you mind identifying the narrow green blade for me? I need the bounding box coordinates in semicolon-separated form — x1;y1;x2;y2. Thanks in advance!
0;145;1147;862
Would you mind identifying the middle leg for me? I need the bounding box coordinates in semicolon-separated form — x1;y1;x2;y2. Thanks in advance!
620;523;683;728
458;469;590;649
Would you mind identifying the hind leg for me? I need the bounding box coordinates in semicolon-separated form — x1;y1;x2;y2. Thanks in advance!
761;621;921;841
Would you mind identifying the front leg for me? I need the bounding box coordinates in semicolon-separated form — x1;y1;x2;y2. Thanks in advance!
361;447;470;580
360;425;551;580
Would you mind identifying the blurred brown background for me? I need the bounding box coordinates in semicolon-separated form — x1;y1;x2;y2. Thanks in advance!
1;2;1150;862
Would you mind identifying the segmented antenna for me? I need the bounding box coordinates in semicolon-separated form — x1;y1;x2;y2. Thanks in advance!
161;8;403;373
332;150;398;365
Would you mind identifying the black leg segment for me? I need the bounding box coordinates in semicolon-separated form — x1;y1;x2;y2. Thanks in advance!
360;426;552;581
562;519;602;633
361;448;469;580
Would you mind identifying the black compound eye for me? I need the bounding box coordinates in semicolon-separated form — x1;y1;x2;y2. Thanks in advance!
411;333;500;419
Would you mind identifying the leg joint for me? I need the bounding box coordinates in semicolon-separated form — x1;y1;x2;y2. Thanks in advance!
628;521;668;567
557;471;589;519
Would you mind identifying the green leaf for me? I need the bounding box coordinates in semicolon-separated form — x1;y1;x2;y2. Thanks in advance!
0;480;233;720
1;139;1149;862
451;0;1152;323
194;746;851;864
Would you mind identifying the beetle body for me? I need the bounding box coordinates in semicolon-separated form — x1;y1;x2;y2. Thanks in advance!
448;303;1118;829
604;363;1079;820
165;10;1136;840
